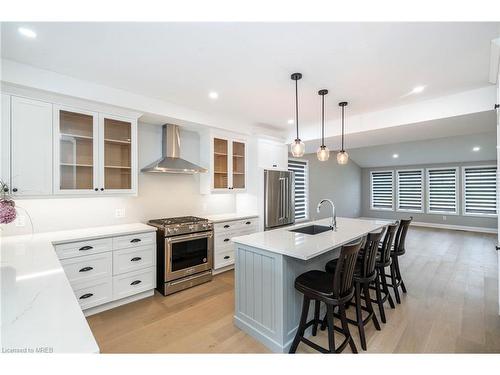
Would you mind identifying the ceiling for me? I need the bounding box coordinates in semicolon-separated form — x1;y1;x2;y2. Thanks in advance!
2;22;499;133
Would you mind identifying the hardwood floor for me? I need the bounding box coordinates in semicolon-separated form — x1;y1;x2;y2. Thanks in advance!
87;227;500;353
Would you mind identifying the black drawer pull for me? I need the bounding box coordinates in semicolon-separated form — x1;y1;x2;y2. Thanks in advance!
130;238;141;243
79;293;93;299
131;257;142;262
223;255;230;260
224;238;230;242
130;280;142;286
79;266;93;272
79;245;93;251
223;225;230;228
245;221;251;225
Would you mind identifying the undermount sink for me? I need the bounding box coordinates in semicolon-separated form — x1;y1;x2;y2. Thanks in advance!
290;225;333;235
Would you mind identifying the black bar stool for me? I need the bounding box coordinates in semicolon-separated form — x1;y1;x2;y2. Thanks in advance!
373;223;398;323
323;230;385;350
387;217;412;304
289;240;363;354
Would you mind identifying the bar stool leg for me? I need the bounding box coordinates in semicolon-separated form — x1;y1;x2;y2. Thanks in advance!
363;283;381;331
394;256;407;293
354;282;367;350
326;304;336;353
390;262;401;304
289;296;311;353
374;269;387;324
339;304;357;354
381;267;395;308
312;300;320;336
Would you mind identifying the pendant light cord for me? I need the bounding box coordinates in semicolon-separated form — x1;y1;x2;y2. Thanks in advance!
341;105;345;152
295;78;299;140
321;94;325;147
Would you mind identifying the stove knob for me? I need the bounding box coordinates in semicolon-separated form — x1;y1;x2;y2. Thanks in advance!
166;228;171;234
202;224;208;229
173;227;179;232
189;225;194;230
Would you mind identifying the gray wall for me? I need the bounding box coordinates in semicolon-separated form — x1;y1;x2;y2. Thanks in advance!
361;160;498;229
301;153;362;221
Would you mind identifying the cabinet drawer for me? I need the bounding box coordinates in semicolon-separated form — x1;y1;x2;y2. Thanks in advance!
214;249;235;269
113;245;155;275
215;234;235;249
72;277;112;310
112;267;155;300
60;252;112;285
113;231;155;250
214;218;258;233
55;238;112;260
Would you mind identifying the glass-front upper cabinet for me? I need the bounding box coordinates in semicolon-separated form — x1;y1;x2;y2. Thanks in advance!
232;141;245;189
211;137;246;191
213;137;229;189
54;106;99;194
100;114;136;193
54;106;137;195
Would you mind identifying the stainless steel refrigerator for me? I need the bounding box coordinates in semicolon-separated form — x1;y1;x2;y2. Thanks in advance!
264;170;295;230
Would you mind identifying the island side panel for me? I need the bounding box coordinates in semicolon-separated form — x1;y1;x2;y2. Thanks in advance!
234;243;286;352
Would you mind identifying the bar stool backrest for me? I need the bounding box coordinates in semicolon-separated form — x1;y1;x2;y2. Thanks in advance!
394;217;413;254
380;223;398;264
333;239;363;298
360;230;384;278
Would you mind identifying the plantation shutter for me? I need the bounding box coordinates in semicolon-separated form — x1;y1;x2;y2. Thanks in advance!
371;171;394;210
288;159;308;220
427;168;457;214
397;169;423;212
463;166;497;216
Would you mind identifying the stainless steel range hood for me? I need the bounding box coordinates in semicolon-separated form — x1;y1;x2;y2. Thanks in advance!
141;124;207;174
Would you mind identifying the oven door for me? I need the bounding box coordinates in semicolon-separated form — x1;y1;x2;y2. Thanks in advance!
165;231;213;282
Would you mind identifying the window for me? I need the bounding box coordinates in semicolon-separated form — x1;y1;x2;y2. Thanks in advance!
288;159;308;220
462;166;497;217
370;170;394;210
396;169;423;212
426;168;458;214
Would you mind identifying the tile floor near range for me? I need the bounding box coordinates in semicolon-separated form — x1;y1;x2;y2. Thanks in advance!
87;227;500;353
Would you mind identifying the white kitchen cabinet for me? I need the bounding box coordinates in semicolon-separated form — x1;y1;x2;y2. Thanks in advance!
10;96;53;196
257;139;288;170
1;94;10;187
200;133;247;194
53;105;137;195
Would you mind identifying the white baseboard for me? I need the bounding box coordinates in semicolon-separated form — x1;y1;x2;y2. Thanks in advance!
212;264;234;275
360;217;497;234
83;289;155;317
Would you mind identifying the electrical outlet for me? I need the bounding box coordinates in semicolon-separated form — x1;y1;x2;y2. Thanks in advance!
115;208;126;218
442;215;447;221
15;215;26;227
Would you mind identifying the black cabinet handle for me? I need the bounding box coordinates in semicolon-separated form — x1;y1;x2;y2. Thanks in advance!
130;280;142;286
79;293;93;299
3;187;8;192
94;188;98;191
223;225;230;229
223;255;230;260
224;238;230;242
130;238;141;243
245;221;251;225
79;245;93;251
130;257;142;262
12;188;18;192
100;188;104;191
79;266;93;272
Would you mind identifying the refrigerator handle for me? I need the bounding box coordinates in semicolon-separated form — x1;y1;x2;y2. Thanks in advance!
279;177;286;221
285;178;289;219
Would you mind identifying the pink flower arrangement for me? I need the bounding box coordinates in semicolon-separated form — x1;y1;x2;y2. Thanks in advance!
0;180;16;224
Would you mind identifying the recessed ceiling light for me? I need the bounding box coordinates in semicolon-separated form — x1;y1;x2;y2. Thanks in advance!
410;85;425;94
472;146;481;152
392;153;399;158
18;27;37;39
208;91;218;100
287;119;294;124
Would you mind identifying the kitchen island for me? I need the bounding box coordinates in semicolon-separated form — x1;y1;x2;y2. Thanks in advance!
231;217;392;353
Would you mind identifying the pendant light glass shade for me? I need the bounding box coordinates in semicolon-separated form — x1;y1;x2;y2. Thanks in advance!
317;145;330;161
336;150;349;164
317;89;329;161
290;73;304;157
292;139;306;157
337;101;349;165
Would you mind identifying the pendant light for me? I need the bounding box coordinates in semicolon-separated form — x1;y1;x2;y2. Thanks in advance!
337;101;349;165
316;89;330;161
290;73;305;157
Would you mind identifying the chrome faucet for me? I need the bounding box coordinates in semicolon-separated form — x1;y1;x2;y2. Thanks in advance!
317;199;337;231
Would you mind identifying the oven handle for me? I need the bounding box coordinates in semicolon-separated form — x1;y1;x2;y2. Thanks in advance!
166;231;213;243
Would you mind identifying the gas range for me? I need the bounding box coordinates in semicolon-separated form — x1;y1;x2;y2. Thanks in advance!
148;216;213;236
148;216;214;296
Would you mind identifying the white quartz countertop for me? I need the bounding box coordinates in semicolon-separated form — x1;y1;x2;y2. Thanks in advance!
205;213;259;223
0;223;155;353
232;217;393;261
